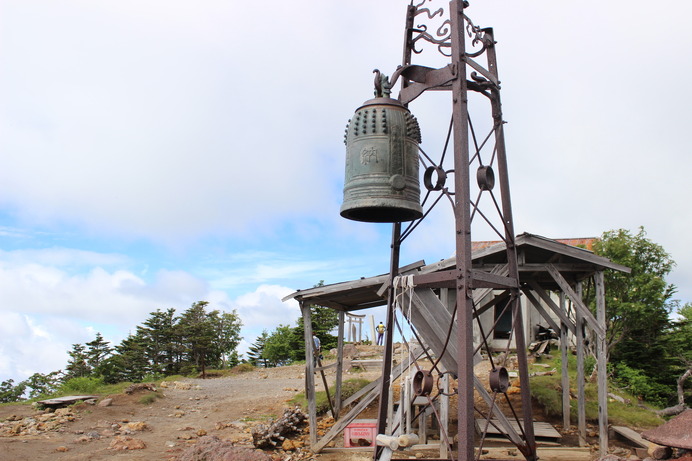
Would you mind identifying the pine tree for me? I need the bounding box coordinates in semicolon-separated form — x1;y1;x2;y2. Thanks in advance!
64;343;91;379
137;308;180;374
178;301;217;378
101;333;149;383
86;332;113;372
247;331;269;367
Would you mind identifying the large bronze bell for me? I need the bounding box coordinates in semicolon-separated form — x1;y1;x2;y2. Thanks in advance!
340;93;423;223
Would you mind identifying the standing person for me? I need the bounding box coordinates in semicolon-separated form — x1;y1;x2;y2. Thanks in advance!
312;334;321;367
376;321;386;346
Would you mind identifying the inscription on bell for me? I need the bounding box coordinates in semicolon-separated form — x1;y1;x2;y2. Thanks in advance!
361;147;379;165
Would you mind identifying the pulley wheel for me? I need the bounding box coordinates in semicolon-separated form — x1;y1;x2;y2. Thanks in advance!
413;369;434;396
476;165;495;191
489;367;509;393
423;166;446;191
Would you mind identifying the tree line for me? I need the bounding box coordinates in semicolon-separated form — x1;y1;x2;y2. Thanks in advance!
1;301;243;402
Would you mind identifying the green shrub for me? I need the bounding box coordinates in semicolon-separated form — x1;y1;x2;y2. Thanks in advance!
138;392;163;405
59;377;103;395
612;363;669;406
231;363;255;374
530;375;563;417
140;373;165;383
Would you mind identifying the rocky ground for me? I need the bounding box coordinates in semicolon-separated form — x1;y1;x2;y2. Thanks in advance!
0;347;671;461
0;364;377;461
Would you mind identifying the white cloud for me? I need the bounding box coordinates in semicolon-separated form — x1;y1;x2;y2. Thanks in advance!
0;0;691;380
234;284;300;331
0;0;404;242
0;313;73;382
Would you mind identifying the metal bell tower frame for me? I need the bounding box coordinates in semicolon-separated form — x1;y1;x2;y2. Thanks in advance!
372;1;537;459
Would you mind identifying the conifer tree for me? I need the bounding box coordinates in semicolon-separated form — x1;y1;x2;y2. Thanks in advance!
86;332;112;372
64;343;91;379
247;331;269;367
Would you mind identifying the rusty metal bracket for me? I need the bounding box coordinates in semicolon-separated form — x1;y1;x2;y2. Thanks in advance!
395;64;457;104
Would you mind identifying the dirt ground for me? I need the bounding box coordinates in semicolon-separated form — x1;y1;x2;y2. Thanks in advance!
0;351;637;461
0;364;381;461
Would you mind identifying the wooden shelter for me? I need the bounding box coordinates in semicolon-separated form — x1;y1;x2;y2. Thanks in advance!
283;232;630;456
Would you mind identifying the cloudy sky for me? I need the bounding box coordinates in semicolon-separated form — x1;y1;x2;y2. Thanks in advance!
1;0;690;383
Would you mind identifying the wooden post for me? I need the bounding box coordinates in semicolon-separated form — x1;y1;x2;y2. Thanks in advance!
560;291;570;429
335;311;345;418
595;271;609;456
346;315;352;342
387;379;394;433
404;376;411;434
370;315;376;345
575;283;586;446
301;303;317;446
440;370;450;459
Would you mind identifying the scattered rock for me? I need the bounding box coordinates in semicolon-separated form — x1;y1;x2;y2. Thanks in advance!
1;410;76;436
123;421;148;432
108;435;146;450
98;398;113;407
176;436;271;461
282;439;297;451
343;343;359;358
55;446;69;452
124;383;156;394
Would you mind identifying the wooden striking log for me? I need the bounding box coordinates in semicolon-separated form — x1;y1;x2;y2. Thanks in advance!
251;407;307;449
376;434;399;450
398;433;420;447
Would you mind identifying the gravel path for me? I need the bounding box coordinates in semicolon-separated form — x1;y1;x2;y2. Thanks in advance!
0;365;311;460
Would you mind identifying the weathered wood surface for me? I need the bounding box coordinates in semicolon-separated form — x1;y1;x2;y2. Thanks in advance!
524;282;576;335
547;264;605;338
475;419;561;441
349;359;382;371
595;270;609;456
560;292;571;430
479;446;591;460
37;395;98;407
612;425;648;448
